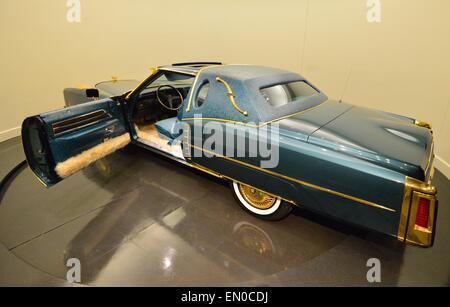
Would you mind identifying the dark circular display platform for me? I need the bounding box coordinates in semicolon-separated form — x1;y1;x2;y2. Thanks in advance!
0;138;449;286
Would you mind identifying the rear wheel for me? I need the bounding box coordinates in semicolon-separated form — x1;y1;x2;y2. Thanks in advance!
230;181;292;221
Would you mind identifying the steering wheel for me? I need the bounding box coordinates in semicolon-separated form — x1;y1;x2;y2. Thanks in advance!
156;85;184;111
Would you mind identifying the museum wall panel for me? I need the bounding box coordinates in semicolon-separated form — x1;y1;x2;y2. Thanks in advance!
0;0;449;176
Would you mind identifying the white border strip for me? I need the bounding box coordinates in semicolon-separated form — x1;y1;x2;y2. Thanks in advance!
435;155;450;180
0;126;20;143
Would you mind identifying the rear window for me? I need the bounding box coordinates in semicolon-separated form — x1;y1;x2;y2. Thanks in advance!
260;81;318;108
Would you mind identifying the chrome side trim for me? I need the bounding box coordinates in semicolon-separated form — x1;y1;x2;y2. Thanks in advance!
424;142;435;182
52;109;112;136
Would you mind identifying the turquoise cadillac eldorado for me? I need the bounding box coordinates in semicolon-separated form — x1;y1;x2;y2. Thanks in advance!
21;62;438;247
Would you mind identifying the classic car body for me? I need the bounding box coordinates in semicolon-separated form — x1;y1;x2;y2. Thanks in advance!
22;62;438;247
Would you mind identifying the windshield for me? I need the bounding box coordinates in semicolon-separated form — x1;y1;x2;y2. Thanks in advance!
260;81;318;108
95;79;140;96
142;71;195;93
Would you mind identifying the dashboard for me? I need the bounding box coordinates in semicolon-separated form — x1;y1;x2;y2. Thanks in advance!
133;86;191;124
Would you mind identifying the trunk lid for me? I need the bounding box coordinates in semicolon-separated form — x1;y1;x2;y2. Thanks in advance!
308;105;433;180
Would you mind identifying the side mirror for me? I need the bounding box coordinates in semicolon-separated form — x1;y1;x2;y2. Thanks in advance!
86;88;100;98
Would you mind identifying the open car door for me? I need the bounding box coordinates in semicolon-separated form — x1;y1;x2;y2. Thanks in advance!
22;98;131;187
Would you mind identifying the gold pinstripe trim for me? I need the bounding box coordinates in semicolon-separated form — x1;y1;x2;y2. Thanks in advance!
215;77;249;116
189;162;299;206
182;100;327;128
189;144;396;212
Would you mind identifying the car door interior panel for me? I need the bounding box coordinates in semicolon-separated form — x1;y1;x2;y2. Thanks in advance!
22;98;129;186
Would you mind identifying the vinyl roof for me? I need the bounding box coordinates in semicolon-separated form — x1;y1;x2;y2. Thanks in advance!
160;63;302;83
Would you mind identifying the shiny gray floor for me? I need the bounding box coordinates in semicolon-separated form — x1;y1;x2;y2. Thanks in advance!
0;137;449;286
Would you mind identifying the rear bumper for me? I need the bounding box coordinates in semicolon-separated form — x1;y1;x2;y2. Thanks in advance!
397;176;438;247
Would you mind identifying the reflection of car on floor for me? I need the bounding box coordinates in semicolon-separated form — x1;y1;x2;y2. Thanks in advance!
21;62;438;247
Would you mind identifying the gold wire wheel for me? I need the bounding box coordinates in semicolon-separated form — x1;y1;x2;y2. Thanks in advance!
238;183;277;210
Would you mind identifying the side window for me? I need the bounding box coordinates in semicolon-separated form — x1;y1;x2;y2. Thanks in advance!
260;81;318;108
195;82;210;108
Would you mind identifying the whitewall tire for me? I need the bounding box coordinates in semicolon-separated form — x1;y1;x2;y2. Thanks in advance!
231;181;292;221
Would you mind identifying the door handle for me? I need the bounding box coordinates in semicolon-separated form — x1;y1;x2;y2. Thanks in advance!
105;126;115;135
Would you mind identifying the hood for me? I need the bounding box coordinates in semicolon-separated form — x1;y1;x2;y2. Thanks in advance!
308;105;433;180
95;79;140;97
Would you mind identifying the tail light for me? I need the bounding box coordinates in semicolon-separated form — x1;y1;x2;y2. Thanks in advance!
398;176;437;247
405;191;436;246
415;197;430;230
